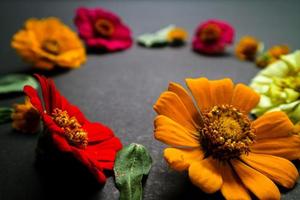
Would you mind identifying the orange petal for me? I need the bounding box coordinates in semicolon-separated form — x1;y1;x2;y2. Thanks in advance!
154;115;199;148
253;111;294;140
164;148;204;171
251;135;300;160
209;78;234;107
153;91;198;131
231;159;280;200
220;162;251;200
185;77;212;111
241;153;298;188
185;78;234;112
231;84;260;114
188;157;222;193
168;82;203;126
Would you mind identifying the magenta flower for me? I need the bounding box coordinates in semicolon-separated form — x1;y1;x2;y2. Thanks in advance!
74;7;133;52
192;19;234;55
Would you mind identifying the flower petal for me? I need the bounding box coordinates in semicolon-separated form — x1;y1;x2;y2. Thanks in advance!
231;159;280;200
153;91;199;131
23;85;44;113
185;77;234;112
164;148;204;171
253;111;294;140
209;78;234;106
154;115;199;148
188;157;222;193
250;135;300;160
168;82;203;126
231;84;260;113
83;122;114;143
241;153;298;188
220;162;251;200
185;77;212;111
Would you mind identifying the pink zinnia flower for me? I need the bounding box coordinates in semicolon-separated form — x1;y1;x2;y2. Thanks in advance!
74;7;133;52
192;19;234;55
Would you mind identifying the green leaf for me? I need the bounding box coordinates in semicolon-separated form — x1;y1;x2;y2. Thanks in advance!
0;74;38;94
0;107;13;124
114;143;152;200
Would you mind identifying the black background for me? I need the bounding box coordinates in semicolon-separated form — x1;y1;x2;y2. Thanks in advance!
1;0;300;199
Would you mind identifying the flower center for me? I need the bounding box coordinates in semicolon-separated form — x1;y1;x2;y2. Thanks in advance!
52;108;88;149
41;39;60;55
94;19;115;37
200;24;221;44
241;44;258;60
200;105;255;160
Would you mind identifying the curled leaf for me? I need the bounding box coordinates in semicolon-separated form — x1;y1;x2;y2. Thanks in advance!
0;74;38;94
0;107;13;124
114;143;152;200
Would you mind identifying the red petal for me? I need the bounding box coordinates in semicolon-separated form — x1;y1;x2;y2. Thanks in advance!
83;122;114;143
86;149;117;162
23;85;44;113
89;136;122;151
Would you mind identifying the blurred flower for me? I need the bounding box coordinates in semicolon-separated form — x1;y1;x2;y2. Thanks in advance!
235;36;262;61
24;74;122;184
154;77;300;199
192;19;234;54
11;97;40;134
74;7;132;52
256;45;289;68
250;50;300;123
11;17;86;70
137;25;187;47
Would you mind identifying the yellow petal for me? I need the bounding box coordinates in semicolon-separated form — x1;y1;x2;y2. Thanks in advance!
164;147;204;171
251;135;300;160
253;111;294;140
154;115;199;148
153;91;198;131
220;162;251;200
168;82;203;126
241;153;298;188
188;157;222;193
231;159;280;200
231;84;260;114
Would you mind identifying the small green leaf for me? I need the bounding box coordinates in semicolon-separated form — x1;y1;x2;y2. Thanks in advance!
0;107;13;124
0;74;38;94
114;143;152;200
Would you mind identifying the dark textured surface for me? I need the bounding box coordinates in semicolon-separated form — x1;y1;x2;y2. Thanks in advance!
1;0;300;199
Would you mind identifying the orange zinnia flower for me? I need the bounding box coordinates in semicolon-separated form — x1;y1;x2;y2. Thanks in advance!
153;77;300;199
11;17;86;70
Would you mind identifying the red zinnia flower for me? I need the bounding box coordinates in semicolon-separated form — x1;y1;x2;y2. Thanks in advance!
192;19;234;55
24;74;122;184
74;7;132;52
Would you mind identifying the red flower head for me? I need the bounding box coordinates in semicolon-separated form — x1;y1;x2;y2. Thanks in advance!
74;7;133;52
192;19;234;54
24;74;122;184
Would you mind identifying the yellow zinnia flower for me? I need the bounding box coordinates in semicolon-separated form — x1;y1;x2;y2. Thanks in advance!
11;17;86;70
153;77;300;199
256;45;290;68
12;97;40;133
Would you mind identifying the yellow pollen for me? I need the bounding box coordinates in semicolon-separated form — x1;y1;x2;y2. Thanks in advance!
41;39;60;55
94;19;115;37
52;108;88;149
200;24;222;44
200;105;255;160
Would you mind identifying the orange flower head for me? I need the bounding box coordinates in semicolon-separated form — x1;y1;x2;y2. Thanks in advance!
235;36;260;61
153;77;300;199
268;45;290;59
167;27;188;43
12;97;40;133
11;17;86;70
